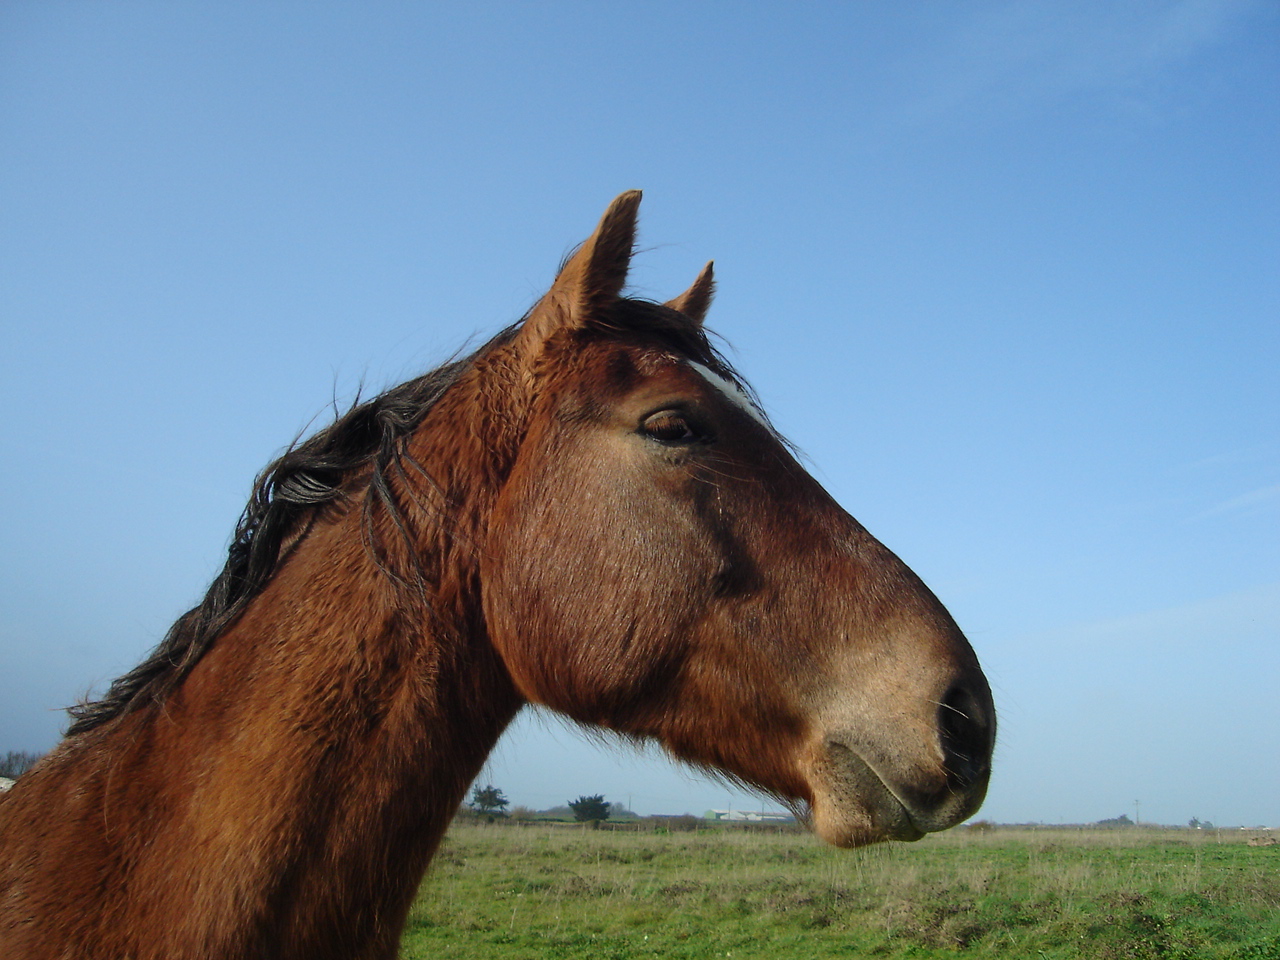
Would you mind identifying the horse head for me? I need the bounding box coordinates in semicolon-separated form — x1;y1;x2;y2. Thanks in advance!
467;192;993;845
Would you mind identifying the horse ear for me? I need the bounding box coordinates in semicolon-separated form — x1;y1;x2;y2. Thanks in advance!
664;261;715;326
521;190;642;346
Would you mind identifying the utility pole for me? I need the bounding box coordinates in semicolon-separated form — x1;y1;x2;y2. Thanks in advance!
1134;800;1141;826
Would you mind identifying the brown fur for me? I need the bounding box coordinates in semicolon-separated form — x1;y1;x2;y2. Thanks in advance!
0;193;994;959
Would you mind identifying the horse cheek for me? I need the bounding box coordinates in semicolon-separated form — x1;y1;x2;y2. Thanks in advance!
481;458;707;724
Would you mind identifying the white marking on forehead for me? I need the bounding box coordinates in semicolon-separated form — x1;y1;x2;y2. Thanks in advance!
686;361;774;432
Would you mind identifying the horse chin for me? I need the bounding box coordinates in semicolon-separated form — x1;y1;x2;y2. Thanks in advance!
807;743;928;849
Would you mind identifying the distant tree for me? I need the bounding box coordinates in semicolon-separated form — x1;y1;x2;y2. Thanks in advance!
0;751;42;779
508;805;538;822
1095;814;1134;828
469;785;509;817
568;794;611;825
1189;817;1201;829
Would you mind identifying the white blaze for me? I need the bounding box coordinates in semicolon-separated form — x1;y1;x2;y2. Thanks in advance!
687;361;774;433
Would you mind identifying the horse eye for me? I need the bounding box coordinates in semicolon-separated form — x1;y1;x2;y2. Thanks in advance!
640;412;699;443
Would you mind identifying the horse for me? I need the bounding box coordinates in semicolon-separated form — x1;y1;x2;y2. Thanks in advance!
0;192;994;960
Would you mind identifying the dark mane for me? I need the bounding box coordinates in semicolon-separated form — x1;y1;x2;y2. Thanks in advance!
67;300;741;737
65;326;520;735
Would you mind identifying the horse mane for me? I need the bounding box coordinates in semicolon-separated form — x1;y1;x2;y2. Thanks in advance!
64;324;517;736
66;299;745;737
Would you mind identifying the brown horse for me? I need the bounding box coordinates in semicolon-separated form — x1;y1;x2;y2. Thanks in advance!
0;192;993;959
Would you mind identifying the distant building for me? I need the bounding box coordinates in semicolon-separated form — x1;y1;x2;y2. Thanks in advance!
703;808;794;823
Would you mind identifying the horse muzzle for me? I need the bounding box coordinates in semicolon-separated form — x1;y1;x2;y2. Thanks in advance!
807;679;994;848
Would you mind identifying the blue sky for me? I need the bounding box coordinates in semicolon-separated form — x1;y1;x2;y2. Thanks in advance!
2;2;1276;827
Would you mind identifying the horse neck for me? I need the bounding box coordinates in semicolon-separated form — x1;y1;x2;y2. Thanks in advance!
22;450;521;959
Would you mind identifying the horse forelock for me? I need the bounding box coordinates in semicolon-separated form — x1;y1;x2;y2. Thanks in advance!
564;299;758;410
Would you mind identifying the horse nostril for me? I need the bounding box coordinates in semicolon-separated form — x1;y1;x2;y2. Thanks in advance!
938;684;990;789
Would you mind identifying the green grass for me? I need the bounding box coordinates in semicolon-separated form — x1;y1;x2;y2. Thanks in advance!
400;824;1280;959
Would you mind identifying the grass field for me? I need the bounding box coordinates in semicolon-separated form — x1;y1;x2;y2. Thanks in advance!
401;822;1280;959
